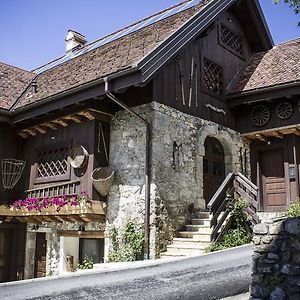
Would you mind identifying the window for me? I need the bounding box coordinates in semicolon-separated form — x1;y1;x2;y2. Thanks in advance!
219;23;244;58
202;57;224;98
79;239;104;264
35;144;71;183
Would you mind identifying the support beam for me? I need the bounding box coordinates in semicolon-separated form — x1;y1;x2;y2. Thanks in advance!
34;126;47;134
23;128;37;136
18;131;29;139
255;134;267;142
42;122;58;130
77;111;95;120
52;119;68;127
63;115;82;123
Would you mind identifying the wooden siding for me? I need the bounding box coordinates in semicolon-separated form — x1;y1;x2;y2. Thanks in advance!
20;119;110;201
234;97;300;134
153;10;253;128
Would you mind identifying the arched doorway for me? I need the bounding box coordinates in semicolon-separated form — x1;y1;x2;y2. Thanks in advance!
203;137;225;207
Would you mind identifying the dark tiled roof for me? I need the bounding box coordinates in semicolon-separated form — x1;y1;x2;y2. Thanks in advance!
0;62;35;110
14;1;208;110
230;38;300;94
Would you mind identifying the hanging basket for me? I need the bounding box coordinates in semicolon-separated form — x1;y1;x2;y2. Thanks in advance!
91;167;115;196
1;159;26;190
70;146;89;169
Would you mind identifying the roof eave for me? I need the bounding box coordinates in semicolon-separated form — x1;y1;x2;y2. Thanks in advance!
0;109;12;123
228;81;300;107
12;67;142;123
247;0;274;49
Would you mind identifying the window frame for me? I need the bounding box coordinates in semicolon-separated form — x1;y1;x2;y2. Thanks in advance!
33;143;71;184
201;55;225;101
218;23;245;60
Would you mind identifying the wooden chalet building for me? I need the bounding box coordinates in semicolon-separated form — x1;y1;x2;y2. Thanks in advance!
0;0;299;281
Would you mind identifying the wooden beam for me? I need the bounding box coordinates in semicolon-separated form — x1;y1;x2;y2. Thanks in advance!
42;122;58;130
68;215;88;223
255;134;267;142
272;131;284;139
23;128;37;136
78;111;95;120
34;126;47;134
63;115;82;124
18;131;29;139
52;119;68;127
57;230;105;239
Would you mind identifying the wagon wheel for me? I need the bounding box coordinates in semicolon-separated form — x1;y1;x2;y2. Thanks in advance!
276;102;293;120
250;104;270;126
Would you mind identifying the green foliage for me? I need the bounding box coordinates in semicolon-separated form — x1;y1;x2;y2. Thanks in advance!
108;221;145;262
288;198;300;217
206;195;252;253
226;195;249;228
77;255;94;270
273;0;300;25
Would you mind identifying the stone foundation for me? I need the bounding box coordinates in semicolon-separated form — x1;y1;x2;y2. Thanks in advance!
251;218;300;300
107;102;248;258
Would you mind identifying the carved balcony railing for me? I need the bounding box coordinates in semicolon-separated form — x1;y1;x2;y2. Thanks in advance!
207;172;260;242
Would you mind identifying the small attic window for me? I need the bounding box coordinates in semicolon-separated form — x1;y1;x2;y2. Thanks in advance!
202;57;224;99
31;81;38;94
219;23;244;58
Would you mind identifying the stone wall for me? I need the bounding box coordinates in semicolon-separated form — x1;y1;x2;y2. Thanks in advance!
251;218;300;300
107;102;248;258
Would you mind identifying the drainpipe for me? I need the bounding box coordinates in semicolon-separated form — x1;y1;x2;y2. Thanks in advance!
104;77;151;260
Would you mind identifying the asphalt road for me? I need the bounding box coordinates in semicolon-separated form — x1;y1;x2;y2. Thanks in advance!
1;245;252;300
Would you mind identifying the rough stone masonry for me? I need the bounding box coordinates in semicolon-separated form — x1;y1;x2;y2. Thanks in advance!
251;217;300;300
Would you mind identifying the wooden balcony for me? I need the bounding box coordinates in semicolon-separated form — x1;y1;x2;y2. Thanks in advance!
0;200;106;224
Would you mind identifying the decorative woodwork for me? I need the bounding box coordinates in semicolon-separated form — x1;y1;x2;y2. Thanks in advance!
203;57;224;97
276;102;293;120
250;104;270;127
219;23;243;56
35;145;70;183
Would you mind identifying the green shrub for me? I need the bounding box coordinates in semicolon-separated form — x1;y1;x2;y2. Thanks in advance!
77;255;94;270
206;195;252;253
288;198;300;217
108;221;144;262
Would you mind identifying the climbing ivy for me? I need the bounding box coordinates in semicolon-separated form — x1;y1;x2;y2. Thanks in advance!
108;221;145;262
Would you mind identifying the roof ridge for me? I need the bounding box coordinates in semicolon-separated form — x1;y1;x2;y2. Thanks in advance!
274;36;300;47
0;61;33;74
33;0;201;73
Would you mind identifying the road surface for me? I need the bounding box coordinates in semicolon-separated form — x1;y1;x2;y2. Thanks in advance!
1;245;252;300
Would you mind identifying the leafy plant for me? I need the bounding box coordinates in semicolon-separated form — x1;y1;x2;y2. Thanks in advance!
288;198;300;217
77;255;94;270
273;0;300;25
108;221;144;262
206;195;252;253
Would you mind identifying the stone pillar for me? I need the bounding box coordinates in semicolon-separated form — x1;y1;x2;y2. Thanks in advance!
250;218;300;300
24;231;36;279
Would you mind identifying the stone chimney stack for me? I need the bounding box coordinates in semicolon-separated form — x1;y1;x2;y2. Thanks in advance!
65;30;87;53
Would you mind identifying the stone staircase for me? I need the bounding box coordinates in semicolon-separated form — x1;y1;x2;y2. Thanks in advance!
161;211;212;258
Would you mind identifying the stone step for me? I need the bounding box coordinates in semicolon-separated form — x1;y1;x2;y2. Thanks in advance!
196;211;210;219
185;225;212;234
160;252;187;258
191;218;211;226
178;231;211;242
168;241;209;250
162;247;205;256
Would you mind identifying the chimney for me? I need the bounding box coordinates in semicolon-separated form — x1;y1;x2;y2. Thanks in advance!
65;30;87;53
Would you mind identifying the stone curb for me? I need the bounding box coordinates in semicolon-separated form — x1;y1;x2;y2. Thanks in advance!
0;243;252;288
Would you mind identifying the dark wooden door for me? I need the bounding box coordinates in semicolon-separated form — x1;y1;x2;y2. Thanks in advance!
0;229;12;282
203;137;225;206
34;233;47;278
260;150;287;212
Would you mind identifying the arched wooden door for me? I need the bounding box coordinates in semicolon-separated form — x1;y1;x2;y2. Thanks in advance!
203;137;225;207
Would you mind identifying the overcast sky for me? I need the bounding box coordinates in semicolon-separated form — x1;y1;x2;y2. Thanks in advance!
0;0;299;71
